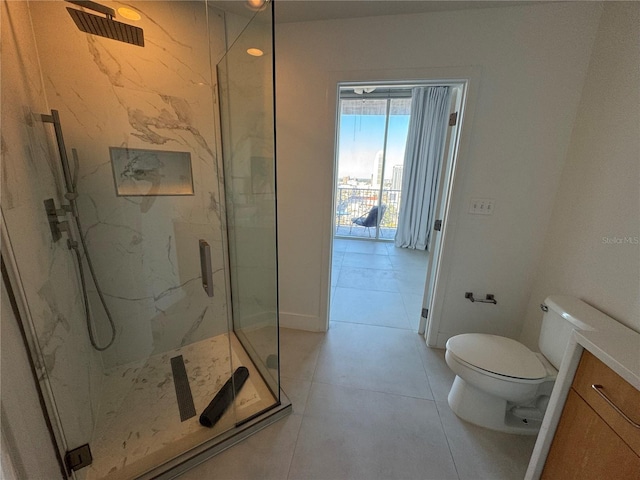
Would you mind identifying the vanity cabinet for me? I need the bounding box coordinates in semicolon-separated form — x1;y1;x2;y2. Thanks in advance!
541;350;640;479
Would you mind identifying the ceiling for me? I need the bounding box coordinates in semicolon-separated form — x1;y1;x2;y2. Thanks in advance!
275;1;537;23
213;0;539;23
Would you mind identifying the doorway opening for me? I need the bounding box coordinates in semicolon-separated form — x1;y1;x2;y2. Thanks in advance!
330;81;466;336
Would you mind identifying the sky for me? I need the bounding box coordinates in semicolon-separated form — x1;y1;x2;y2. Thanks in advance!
338;113;410;180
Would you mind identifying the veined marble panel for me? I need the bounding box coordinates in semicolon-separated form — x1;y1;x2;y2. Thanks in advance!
29;1;231;368
29;1;227;97
86;333;276;480
1;0;104;468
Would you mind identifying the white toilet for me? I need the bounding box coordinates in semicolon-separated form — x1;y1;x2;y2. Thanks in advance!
445;295;607;435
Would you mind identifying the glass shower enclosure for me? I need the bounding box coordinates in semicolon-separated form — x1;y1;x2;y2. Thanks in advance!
0;1;286;479
217;5;280;397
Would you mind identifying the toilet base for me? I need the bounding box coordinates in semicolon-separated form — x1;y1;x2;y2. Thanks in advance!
447;376;542;435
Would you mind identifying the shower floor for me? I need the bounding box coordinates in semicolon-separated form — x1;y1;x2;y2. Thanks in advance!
85;333;277;480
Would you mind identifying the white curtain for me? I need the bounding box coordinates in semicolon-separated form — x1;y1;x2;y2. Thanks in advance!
394;86;451;250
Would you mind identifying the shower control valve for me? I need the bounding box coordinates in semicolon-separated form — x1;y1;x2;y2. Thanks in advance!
44;198;74;243
55;205;73;217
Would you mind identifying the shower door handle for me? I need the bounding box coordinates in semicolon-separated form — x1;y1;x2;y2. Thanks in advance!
199;240;214;297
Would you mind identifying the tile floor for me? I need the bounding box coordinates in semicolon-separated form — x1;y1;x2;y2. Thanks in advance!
180;239;537;480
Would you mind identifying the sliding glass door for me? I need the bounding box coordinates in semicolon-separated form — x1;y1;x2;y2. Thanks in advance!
335;89;411;240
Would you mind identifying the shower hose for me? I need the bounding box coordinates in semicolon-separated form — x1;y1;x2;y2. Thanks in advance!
67;159;116;351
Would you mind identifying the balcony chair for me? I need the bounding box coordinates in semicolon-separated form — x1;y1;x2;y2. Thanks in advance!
350;204;386;237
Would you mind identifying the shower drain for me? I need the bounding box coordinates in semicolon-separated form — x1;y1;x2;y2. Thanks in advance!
170;355;196;422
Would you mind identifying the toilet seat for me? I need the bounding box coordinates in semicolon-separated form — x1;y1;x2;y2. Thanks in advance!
446;333;547;381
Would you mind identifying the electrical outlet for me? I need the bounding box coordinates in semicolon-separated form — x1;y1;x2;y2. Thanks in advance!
469;198;495;215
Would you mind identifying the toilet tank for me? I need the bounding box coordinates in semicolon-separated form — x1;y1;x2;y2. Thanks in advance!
538;295;615;369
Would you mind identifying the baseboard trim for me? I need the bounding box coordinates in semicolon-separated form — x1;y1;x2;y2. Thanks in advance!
279;312;326;332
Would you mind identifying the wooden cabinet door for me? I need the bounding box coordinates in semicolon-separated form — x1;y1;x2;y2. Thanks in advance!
572;350;640;455
541;389;640;480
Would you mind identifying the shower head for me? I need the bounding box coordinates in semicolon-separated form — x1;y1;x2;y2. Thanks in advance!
66;1;144;47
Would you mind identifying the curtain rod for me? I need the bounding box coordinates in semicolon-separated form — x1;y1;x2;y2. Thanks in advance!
339;83;461;100
339;91;413;100
339;81;464;89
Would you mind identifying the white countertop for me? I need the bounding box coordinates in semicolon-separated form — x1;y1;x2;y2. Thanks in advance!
574;329;640;388
525;323;640;479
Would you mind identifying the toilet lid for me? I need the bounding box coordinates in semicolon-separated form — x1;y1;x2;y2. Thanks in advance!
447;334;546;380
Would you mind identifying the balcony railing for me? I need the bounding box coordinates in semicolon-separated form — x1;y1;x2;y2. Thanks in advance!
334;186;401;239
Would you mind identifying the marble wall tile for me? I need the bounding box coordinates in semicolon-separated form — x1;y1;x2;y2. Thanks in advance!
1;0;104;465
28;1;231;368
30;1;226;96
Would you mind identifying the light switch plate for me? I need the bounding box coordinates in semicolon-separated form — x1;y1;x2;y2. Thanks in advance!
469;198;495;215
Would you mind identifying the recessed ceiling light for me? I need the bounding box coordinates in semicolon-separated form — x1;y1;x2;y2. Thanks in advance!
247;48;264;57
118;7;141;21
247;0;266;10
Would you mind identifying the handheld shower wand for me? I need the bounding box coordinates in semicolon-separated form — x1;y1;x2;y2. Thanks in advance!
41;110;116;351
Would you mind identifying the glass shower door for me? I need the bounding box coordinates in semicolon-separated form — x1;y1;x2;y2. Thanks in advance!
3;1;283;477
2;1;235;478
216;0;280;417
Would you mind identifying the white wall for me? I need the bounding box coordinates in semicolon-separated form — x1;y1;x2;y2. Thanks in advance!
275;3;602;338
520;2;640;349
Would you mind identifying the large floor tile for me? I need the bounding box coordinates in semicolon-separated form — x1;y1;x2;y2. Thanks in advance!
344;239;391;255
331;286;411;329
389;251;429;272
331;264;340;286
337;266;399;292
333;238;350;252
281;376;312;416
437;400;537;480
341;251;393;270
288;382;458;480
394;268;428;295
331;250;345;265
402;292;424;331
386;243;429;257
413;339;455;403
279;328;326;381
179;413;303;480
314;322;433;399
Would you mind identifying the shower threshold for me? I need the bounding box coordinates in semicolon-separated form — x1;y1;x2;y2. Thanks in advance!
84;333;288;480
